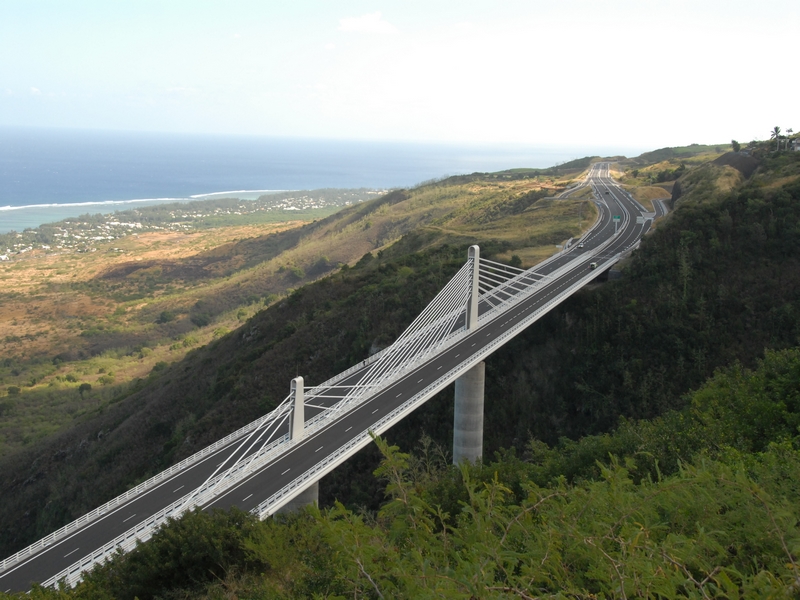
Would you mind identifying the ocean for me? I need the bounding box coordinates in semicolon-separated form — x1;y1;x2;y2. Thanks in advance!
0;127;644;233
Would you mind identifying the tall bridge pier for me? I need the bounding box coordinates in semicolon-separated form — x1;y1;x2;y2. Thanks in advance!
453;245;486;464
453;362;485;463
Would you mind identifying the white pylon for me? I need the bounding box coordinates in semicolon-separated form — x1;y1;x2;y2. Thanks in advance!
466;245;480;330
290;376;304;440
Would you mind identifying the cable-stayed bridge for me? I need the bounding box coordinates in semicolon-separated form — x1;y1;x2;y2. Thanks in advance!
0;163;664;592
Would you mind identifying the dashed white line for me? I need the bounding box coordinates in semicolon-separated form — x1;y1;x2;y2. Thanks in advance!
345;426;352;432
173;485;184;493
315;446;324;452
437;365;442;370
281;468;290;475
64;548;80;558
122;514;137;523
372;408;379;414
243;494;253;502
396;392;402;398
417;378;424;383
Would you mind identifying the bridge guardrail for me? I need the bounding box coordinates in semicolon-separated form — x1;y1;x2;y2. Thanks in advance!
0;404;293;575
39;432;291;589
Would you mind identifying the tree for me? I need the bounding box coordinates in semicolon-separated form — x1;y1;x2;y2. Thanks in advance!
78;383;92;397
770;126;782;150
731;139;741;153
786;128;794;150
157;310;175;324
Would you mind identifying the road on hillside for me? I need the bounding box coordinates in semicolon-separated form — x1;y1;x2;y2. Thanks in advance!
1;163;656;593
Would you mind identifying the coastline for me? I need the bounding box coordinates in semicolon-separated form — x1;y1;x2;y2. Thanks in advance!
0;191;286;234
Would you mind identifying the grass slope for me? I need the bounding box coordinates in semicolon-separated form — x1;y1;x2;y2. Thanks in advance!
0;174;590;458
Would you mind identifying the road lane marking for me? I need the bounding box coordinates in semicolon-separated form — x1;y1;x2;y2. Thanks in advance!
173;485;184;493
417;378;424;383
472;343;476;346
437;365;442;370
122;514;137;523
281;468;290;475
345;426;352;432
455;353;460;358
396;393;402;398
243;494;253;502
64;548;80;558
372;408;379;414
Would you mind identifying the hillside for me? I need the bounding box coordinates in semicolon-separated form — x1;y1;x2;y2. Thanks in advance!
6;347;800;598
0;168;594;555
0;173;588;458
2;143;800;596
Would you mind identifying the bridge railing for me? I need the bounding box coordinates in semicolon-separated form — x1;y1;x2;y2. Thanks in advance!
0;405;293;576
39;431;291;589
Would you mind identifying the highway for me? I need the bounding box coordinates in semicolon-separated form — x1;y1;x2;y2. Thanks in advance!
0;162;660;593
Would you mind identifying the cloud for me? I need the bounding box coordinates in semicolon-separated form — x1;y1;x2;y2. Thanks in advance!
30;87;41;95
338;12;396;34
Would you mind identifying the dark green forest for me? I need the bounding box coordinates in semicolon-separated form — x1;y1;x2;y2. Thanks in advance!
1;148;800;597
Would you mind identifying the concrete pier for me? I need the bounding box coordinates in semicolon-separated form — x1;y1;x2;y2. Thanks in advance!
453;361;485;464
275;482;319;514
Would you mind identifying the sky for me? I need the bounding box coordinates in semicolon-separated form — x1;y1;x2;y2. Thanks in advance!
0;0;797;149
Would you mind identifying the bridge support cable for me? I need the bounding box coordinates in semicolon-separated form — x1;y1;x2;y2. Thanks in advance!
186;399;294;507
310;257;475;421
477;257;551;310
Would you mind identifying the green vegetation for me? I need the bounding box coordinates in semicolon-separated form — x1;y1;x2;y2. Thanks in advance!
2;143;800;596
8;348;800;598
629;143;730;164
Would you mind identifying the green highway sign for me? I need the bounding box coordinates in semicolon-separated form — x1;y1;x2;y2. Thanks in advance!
613;215;621;221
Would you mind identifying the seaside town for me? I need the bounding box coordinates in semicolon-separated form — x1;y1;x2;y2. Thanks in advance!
0;188;383;260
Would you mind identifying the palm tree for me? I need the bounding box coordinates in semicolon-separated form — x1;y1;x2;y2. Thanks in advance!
787;128;794;151
771;126;782;150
